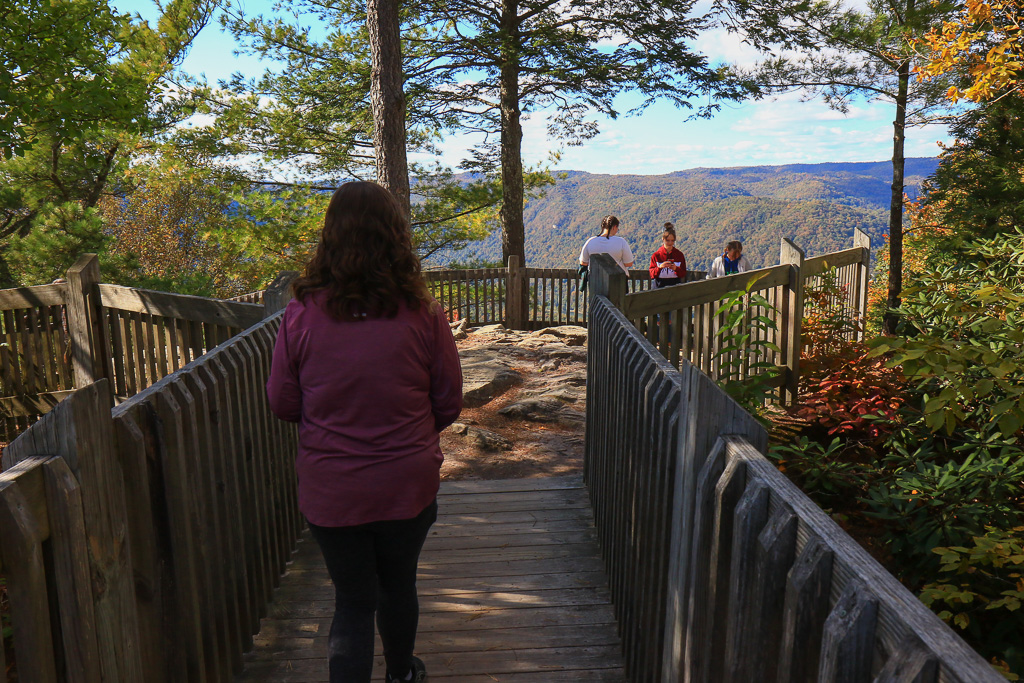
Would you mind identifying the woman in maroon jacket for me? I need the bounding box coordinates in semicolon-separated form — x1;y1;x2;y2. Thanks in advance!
649;223;687;288
267;181;463;683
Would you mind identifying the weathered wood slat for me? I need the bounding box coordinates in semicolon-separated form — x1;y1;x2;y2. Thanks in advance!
223;341;275;608
5;381;144;683
0;389;75;417
0;477;58;683
873;634;940;683
818;581;880;683
66;254;103;387
42;457;102;683
803;246;866;277
171;376;235;682
98;283;265;329
777;536;835;683
200;357;259;640
723;480;771;682
623;264;791;319
241;333;286;589
238;645;626;680
749;501;799;683
249;621;623;658
0;283;66;309
153;387;210;683
726;439;1004;683
109;405;168;683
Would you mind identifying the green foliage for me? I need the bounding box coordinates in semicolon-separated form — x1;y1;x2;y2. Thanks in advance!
869;229;1024;443
768;436;866;503
97;154;260;297
0;0;145;158
712;280;781;414
863;443;1024;579
919;94;1024;249
5;202;140;285
0;0;214;286
188;0;545;270
920;526;1024;678
773;231;1024;677
722;0;958;115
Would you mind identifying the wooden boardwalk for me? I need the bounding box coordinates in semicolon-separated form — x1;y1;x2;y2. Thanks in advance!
236;475;627;682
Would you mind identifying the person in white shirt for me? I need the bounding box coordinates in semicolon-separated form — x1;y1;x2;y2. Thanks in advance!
708;240;752;278
579;215;635;275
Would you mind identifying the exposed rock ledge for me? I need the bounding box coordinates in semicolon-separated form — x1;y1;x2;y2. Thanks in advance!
440;323;588;480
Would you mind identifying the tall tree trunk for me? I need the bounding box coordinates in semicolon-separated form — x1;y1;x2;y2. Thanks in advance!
883;56;911;335
367;0;411;218
499;0;525;269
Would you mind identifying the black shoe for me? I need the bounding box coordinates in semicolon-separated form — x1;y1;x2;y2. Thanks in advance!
385;656;427;683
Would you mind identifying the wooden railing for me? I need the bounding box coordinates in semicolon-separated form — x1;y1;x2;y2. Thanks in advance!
0;283;74;440
803;227;872;342
425;266;509;327
584;293;1003;683
0;311;300;683
97;284;264;399
228;290;265;304
0;255;293;445
598;229;871;404
422;257;706;330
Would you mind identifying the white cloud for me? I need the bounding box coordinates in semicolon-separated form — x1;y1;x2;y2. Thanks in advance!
693;27;762;68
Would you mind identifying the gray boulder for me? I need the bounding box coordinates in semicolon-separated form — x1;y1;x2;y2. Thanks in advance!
529;326;588;346
498;398;584;426
459;349;523;407
449;423;513;451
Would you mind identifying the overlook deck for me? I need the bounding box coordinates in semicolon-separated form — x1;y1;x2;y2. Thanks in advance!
0;241;1004;683
236;476;626;682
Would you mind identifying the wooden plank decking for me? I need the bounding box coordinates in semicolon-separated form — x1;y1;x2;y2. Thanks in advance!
236;475;627;682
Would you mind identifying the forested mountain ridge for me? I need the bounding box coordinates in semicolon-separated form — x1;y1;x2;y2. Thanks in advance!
451;158;939;270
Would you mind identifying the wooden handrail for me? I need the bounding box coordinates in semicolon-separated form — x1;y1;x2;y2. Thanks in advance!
584;293;1002;683
622;264;791;319
803;245;867;278
98;283;265;329
2;313;301;683
0;283;66;309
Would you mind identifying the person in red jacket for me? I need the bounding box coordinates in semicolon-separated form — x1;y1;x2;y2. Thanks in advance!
649;223;687;288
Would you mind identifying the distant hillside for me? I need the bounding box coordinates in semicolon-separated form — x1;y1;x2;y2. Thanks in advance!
448;158;938;271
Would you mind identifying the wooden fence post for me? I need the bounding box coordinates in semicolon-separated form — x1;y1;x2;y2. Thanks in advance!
65;254;103;388
779;239;804;406
264;271;299;317
505;255;526;329
4;379;143;682
588;254;627;311
853;228;871;341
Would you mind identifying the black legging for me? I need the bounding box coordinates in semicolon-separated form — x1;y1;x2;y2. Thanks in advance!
308;500;437;682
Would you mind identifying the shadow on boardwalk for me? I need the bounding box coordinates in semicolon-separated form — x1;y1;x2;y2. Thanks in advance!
236;475;627;682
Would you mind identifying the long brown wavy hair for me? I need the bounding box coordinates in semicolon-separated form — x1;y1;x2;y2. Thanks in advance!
292;181;431;321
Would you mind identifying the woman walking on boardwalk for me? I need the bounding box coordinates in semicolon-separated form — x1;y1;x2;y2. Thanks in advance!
648;223;687;288
579;215;635;275
267;181;463;683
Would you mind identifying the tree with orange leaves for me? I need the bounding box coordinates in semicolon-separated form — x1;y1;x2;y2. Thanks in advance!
917;0;1023;102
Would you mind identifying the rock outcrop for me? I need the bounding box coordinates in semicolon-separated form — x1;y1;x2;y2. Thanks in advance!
441;324;589;480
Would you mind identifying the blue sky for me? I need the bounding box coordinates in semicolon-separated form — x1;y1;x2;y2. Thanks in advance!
116;0;952;175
